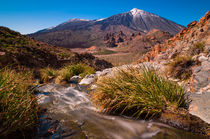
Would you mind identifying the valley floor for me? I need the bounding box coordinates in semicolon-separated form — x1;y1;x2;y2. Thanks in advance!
71;47;142;66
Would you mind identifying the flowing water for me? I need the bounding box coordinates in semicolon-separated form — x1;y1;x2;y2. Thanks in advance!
34;83;206;139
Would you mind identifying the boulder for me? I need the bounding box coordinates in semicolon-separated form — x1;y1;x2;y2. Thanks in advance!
189;92;210;124
194;71;209;88
79;74;96;85
70;75;82;83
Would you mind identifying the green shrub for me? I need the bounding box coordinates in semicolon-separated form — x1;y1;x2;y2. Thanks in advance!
0;69;38;136
59;64;95;81
40;67;58;83
189;42;205;55
91;66;187;119
167;56;194;80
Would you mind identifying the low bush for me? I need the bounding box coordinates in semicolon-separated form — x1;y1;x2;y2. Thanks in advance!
91;66;187;119
167;56;194;80
0;68;38;136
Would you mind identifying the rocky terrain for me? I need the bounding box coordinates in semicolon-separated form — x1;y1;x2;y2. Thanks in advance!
71;29;173;66
138;11;210;124
0;26;112;71
29;8;184;48
118;29;173;53
103;29;172;50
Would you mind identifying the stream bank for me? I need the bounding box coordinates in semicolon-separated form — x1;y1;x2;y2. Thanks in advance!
34;83;208;139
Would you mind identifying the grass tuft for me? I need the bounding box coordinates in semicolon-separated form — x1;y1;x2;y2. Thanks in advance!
189;42;205;55
0;68;38;136
91;66;187;119
167;56;194;80
59;64;95;81
40;67;58;83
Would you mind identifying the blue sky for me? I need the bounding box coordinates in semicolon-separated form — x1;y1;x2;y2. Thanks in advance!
0;0;209;34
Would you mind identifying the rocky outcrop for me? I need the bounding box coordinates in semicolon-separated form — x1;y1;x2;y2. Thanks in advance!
139;11;210;63
138;11;210;124
119;29;173;53
103;29;172;56
104;31;127;47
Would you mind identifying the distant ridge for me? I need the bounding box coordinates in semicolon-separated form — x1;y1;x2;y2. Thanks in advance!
29;8;184;48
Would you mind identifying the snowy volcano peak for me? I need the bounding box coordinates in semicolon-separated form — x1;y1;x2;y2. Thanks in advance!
130;8;159;18
130;8;145;17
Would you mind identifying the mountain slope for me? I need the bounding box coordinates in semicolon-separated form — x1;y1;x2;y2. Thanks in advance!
138;11;210;123
29;8;184;48
0;26;112;70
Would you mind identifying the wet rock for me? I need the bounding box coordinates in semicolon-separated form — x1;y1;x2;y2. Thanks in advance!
36;113;87;139
160;109;210;135
79;74;95;85
70;75;82;83
96;68;112;77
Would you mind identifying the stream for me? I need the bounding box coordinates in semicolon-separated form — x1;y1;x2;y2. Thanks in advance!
34;83;206;139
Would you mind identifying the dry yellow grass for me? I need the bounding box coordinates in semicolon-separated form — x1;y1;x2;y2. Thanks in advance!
0;68;38;136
